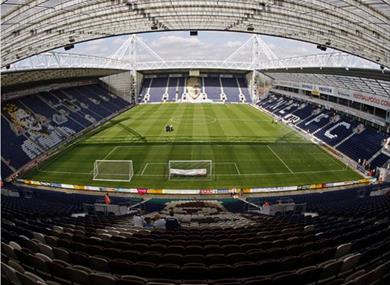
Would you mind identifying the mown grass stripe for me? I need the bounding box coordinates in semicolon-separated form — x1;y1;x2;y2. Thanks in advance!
25;103;362;189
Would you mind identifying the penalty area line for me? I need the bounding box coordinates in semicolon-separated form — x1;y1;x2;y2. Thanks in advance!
234;163;241;175
89;146;120;174
267;145;294;174
102;146;119;160
38;170;91;175
140;163;149;176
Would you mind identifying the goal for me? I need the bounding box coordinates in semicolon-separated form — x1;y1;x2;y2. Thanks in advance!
168;160;213;181
93;160;133;182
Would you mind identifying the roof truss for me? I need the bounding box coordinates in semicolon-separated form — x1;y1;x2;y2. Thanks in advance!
1;0;389;67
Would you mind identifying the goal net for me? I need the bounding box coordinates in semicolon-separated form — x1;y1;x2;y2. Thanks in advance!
168;160;213;181
93;160;133;182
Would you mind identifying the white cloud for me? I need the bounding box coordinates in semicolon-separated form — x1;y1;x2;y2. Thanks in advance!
72;38;111;56
226;41;243;49
142;34;250;61
150;35;202;48
144;34;219;60
112;37;127;46
60;31;370;66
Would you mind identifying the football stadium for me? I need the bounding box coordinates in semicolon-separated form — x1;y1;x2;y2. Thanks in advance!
1;1;390;285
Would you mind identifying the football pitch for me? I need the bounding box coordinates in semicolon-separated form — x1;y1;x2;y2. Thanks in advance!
25;103;362;189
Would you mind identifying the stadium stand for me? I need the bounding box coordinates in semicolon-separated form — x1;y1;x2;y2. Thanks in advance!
139;78;152;103
257;94;389;172
204;77;222;102
1;184;390;285
337;129;387;162
166;77;178;102
296;111;332;134
315;119;358;147
148;78;169;103
221;77;241;103
370;153;390;169
178;77;186;101
1;84;130;179
2;162;14;180
237;77;251;103
139;75;250;103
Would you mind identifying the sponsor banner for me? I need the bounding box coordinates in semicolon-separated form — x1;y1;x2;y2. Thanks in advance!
137;188;148;195
319;86;333;94
337;90;351;98
335;88;390;109
298;185;311;190
324;181;348;188
325;181;348;188
117;188;138;193
351;92;390;109
230;188;243;194
310;184;324;189
61;184;75;189
278;81;389;109
200;189;216;195
301;84;313;90
85;185;101;191
251;186;298;193
147;189;163;194
18;178;376;195
105;188;116;192
358;178;375;184
216;189;231;194
311;90;320;96
74;185;86;190
162;189;200;195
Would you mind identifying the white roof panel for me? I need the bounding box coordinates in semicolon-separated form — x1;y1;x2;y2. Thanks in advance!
1;0;389;68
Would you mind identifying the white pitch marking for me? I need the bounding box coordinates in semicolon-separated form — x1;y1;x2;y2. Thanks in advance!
140;163;149;176
134;168;347;177
267;145;294;174
234;162;241;175
38;170;91;175
39;168;346;177
89;146;120;174
102;146;119;160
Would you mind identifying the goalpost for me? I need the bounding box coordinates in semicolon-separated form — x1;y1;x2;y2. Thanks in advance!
93;160;133;182
168;160;213;181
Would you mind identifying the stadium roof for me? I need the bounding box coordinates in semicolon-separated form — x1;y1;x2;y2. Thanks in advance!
1;1;389;68
264;67;390;98
1;68;125;91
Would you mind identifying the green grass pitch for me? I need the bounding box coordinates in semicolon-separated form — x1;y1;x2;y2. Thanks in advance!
25;103;362;189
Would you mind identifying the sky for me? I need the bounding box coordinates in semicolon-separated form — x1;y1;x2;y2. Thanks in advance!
58;31;337;62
